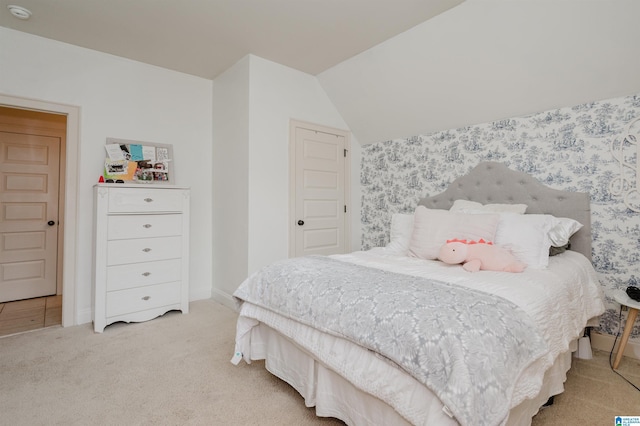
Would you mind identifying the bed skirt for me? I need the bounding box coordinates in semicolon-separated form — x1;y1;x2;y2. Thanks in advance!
246;322;576;426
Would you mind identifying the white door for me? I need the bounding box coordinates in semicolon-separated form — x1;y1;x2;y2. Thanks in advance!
0;131;60;302
290;121;350;257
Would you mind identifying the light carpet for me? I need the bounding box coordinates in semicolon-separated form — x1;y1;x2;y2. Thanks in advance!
0;299;638;425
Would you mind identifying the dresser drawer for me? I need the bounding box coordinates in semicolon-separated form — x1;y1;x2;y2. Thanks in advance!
106;259;182;291
107;236;181;266
108;188;184;213
107;214;182;240
106;281;181;318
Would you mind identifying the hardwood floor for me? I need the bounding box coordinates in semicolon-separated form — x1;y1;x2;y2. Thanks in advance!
0;295;62;337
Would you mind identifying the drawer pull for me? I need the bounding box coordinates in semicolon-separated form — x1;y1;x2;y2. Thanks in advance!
142;272;151;276
143;224;152;228
142;296;151;301
142;248;152;252
144;198;153;203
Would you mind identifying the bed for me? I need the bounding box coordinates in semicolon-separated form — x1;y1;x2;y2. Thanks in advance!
232;161;605;426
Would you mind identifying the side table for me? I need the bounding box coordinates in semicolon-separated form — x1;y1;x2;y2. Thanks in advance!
612;289;640;369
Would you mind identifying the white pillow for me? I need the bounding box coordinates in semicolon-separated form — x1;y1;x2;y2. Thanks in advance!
548;217;583;247
450;199;528;214
408;206;500;260
494;214;556;269
386;213;414;255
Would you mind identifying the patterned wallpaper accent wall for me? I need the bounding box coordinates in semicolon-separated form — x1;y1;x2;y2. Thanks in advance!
361;92;640;342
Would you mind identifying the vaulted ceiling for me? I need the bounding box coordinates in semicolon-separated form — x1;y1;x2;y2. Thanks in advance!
0;0;464;79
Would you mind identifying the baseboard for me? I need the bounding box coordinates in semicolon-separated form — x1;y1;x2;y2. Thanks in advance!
77;307;93;326
190;286;213;302
211;288;237;312
591;331;640;361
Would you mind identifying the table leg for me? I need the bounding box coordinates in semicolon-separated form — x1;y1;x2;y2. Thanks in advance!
613;307;638;369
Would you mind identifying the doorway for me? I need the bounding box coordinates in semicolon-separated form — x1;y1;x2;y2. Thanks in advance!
0;107;65;303
0;106;65;334
0;94;80;328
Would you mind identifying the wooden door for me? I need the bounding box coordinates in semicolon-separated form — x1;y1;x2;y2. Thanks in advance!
0;111;62;303
290;122;350;257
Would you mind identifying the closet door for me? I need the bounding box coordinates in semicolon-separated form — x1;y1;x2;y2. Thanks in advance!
290;121;350;257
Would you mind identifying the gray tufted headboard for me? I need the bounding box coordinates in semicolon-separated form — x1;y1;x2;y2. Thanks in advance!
418;162;592;260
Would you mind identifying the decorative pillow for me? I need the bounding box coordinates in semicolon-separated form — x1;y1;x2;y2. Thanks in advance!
548;217;583;247
494;214;557;269
386;213;414;255
408;206;500;260
450;199;528;214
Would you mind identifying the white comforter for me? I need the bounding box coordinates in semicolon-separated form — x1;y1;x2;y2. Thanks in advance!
235;249;604;425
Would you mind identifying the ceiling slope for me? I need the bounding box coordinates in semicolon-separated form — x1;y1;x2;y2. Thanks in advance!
318;1;640;144
0;0;464;79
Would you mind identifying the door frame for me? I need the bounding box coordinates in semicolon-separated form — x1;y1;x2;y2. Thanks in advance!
0;94;80;327
288;119;351;257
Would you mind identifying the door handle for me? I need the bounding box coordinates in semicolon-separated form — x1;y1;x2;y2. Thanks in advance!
297;220;304;226
47;220;56;226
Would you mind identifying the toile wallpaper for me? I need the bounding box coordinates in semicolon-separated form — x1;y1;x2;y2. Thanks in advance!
361;92;640;343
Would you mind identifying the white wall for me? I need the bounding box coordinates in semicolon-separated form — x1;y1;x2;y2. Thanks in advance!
318;0;640;145
211;54;359;307
0;27;213;324
212;56;250;305
247;55;359;272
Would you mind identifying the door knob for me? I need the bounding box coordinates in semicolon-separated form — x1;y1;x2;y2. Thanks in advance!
297;220;304;226
47;220;55;226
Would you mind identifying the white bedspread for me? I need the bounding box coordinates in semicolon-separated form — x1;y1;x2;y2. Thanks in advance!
335;249;605;365
235;249;604;426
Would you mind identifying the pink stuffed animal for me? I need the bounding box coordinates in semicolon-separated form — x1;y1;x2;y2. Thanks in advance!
437;239;526;273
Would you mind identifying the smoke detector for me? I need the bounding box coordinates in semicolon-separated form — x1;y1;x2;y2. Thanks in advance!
7;5;32;20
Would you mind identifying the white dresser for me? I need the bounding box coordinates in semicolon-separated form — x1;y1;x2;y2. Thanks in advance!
93;184;190;333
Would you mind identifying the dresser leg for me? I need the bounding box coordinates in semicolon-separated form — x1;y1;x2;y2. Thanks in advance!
613;307;638;369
